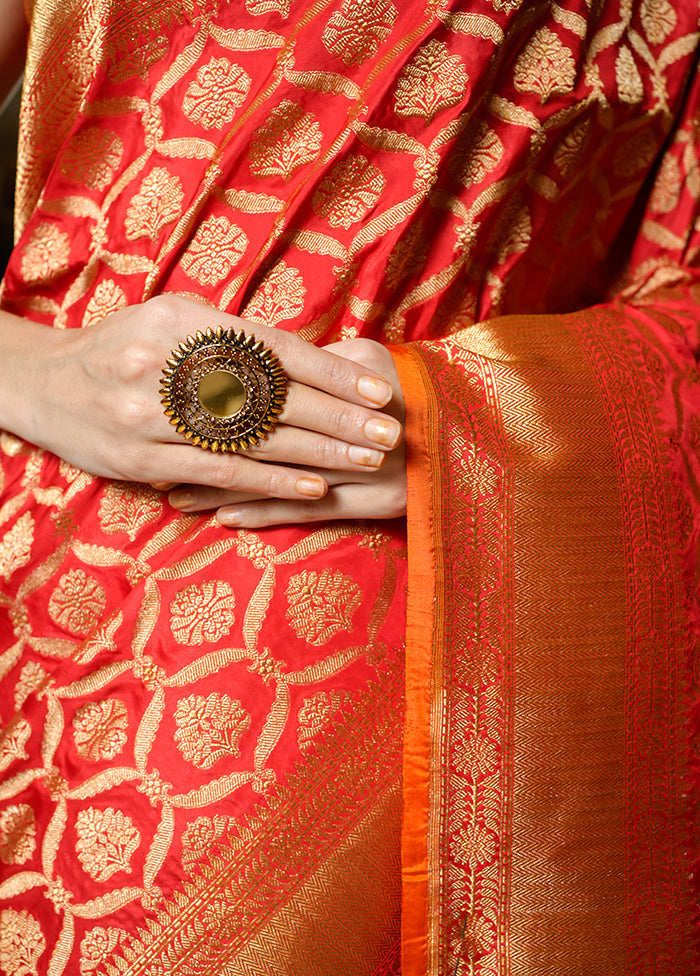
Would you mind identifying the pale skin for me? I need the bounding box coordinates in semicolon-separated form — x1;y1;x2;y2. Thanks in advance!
0;2;407;529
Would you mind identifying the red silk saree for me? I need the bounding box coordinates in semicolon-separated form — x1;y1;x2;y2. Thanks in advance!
0;1;699;974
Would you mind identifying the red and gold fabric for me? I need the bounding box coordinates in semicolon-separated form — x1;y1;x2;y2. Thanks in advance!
0;1;698;974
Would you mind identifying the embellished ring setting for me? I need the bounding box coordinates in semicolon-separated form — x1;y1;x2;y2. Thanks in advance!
160;327;287;453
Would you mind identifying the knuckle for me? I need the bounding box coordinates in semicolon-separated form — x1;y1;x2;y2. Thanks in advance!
119;392;150;429
116;341;159;382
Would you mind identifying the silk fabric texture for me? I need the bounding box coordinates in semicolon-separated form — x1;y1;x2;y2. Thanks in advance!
0;1;698;974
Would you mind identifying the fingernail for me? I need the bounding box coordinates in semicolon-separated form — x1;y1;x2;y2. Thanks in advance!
296;477;326;497
217;508;241;527
169;490;194;510
357;375;392;406
348;445;384;468
364;417;401;449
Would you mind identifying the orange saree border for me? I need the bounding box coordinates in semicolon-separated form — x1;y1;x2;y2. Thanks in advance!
390;345;436;976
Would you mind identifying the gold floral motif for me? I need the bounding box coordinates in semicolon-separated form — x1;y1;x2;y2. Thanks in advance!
553;119;591;177
181;815;225;864
169;581;236;645
322;0;397;66
455;822;497;869
0;805;36;864
174;694;251;769
44;766;69;800
82;279;127;328
180;216;249;285
0;512;34;583
451;123;504;187
249;100;322;181
46;877;71;913
73;699;129;762
489;198;532;264
0;909;45;976
75;807;141;882
616;45;644;104
233;531;276;568
242;261;306;326
98;482;163;541
285;569;362;646
0;717;31;773
641;0;676;45
20;222;71;286
649;154;683;214
613;128;658;179
48;569;106;636
60;127;123;192
513;27;576;101
124;168;184;241
297;691;344;750
79;927;121;974
137;771;172;806
384;221;430;289
245;0;290;14
394;40;468;121
182;58;251;129
14;662;48;710
313;155;385;229
133;656;166;690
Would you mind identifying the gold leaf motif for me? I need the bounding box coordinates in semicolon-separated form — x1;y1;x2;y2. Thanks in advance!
174;694;251;769
108;36;170;83
180;216;249;285
245;0;290;14
613;128;658;179
73;700;129;762
0;909;45;976
14;662;49;710
82;279;128;328
0;512;34;583
242;261;306;326
313;155;386;229
48;569;106;636
75;807;141;882
124;168;184;241
20;222;71;286
394;39;469;121
285;569;362;645
248;100;322;181
60;128;123;192
169;581;236;645
0;804;36;864
489;198;532;264
452;123;504;187
79;927;121;975
649;154;683;214
513;27;576;101
553;119;591;177
0;718;31;773
98;483;163;541
182;58;251;129
641;0;676;45
615;45;644;104
322;0;397;66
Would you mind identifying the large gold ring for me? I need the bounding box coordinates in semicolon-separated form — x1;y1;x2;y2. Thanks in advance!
160;328;287;452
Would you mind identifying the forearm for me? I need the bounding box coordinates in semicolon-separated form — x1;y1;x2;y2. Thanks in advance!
0;0;27;110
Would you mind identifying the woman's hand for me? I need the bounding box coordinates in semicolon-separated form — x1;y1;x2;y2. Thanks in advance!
12;296;403;502
164;338;407;527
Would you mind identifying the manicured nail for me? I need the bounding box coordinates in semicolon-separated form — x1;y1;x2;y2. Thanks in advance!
357;375;392;406
348;445;384;467
169;490;194;510
217;508;241;527
364;417;401;449
296;477;326;497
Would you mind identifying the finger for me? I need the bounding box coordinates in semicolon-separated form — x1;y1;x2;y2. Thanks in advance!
215;480;407;528
240;423;387;470
276;382;403;450
125;443;329;499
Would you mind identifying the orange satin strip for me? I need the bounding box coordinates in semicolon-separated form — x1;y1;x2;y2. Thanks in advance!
390;344;437;976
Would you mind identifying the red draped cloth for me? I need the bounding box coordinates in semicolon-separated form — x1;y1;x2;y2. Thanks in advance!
0;1;698;974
